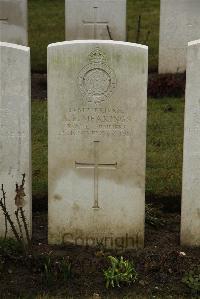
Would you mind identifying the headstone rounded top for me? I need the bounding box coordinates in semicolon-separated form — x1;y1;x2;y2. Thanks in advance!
48;40;148;51
0;41;29;52
188;39;200;47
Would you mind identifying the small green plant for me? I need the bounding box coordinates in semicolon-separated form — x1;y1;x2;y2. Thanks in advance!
0;256;5;275
182;266;200;294
58;257;72;281
43;254;54;286
104;256;138;288
0;238;24;277
0;238;24;256
41;254;72;286
145;204;165;228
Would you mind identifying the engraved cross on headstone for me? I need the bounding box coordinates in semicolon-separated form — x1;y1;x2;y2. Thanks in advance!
82;6;110;39
75;141;117;209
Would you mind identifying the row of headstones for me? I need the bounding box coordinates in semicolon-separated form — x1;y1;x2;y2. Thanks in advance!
0;0;126;45
0;40;199;249
1;0;200;74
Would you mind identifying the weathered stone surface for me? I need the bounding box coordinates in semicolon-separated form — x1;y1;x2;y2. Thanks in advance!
181;40;200;247
48;40;148;250
0;0;28;46
159;0;200;74
0;42;31;238
65;0;126;41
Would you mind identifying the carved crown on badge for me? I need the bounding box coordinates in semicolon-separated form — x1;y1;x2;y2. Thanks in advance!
88;47;107;64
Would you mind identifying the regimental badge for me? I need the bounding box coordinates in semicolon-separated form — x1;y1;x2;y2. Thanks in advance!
78;47;117;104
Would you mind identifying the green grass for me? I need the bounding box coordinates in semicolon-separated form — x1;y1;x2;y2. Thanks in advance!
127;0;160;72
32;98;184;201
29;0;65;72
146;98;184;199
32;101;47;199
29;0;160;72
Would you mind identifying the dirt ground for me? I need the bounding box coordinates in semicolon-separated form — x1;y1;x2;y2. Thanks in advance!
0;199;199;299
31;73;47;100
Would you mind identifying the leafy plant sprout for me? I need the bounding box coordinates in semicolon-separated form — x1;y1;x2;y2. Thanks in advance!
104;256;138;288
182;266;200;295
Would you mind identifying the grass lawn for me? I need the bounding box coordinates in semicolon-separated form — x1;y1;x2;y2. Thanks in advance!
32;97;184;202
127;0;160;72
32;101;47;200
29;0;65;73
29;0;160;72
146;98;184;201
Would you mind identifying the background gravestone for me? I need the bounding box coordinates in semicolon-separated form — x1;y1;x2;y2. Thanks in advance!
181;39;200;247
48;40;148;249
65;0;127;41
0;42;31;237
0;0;28;46
159;0;200;74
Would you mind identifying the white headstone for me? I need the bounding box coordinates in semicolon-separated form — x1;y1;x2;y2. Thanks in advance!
181;40;200;247
48;40;148;250
159;0;200;74
0;42;31;238
65;0;127;41
0;0;28;46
